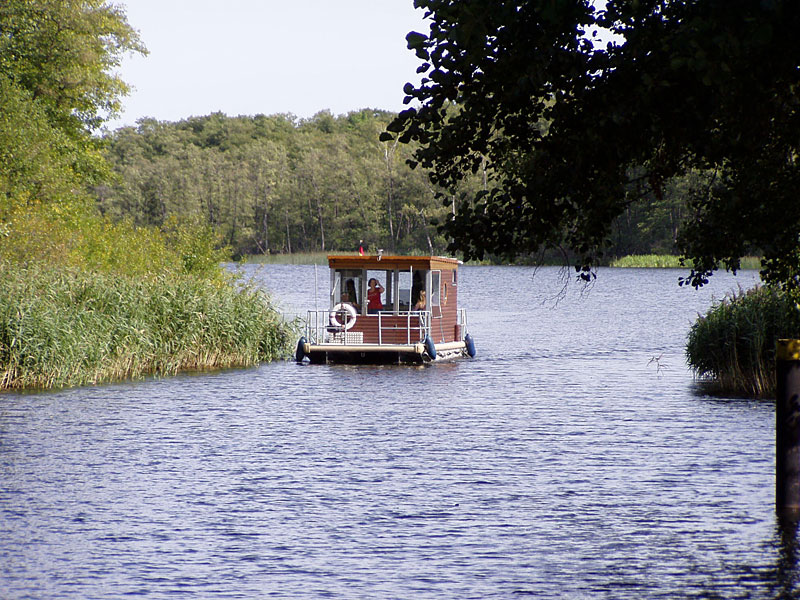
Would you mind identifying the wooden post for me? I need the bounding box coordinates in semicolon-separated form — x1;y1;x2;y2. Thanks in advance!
776;339;800;513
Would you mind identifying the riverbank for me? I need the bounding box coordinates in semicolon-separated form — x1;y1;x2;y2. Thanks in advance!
0;262;295;391
246;252;763;270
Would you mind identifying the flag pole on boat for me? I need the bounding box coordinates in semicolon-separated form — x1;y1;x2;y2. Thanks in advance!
314;263;318;314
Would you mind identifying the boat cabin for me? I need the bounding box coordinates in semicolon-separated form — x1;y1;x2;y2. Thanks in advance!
296;254;474;364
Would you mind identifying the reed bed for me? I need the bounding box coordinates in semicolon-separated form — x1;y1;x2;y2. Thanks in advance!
246;252;347;265
246;249;445;265
686;286;800;397
0;262;296;391
611;255;762;269
247;251;567;266
611;255;686;268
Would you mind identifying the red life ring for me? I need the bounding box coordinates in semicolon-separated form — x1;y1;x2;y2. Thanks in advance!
329;303;357;330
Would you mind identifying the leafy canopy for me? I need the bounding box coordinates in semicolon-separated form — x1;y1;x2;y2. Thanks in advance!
386;0;800;289
0;0;146;216
0;0;146;134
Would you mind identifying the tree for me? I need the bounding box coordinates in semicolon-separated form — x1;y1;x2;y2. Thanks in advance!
1;0;146;216
386;0;800;289
0;74;84;216
0;0;146;135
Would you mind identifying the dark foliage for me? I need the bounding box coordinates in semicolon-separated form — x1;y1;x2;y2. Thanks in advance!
387;0;800;288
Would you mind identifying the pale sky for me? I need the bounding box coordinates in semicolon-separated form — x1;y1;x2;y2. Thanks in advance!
106;0;429;130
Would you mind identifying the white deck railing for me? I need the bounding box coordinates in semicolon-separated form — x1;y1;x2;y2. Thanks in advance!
302;309;469;346
303;310;432;345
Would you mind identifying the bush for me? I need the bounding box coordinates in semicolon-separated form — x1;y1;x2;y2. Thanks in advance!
686;286;800;397
0;204;231;282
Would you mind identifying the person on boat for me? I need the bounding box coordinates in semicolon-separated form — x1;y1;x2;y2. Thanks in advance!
414;290;426;311
344;279;360;310
340;292;358;311
367;278;384;314
411;271;424;307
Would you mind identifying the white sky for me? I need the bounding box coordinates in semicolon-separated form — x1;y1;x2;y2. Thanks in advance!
106;0;429;130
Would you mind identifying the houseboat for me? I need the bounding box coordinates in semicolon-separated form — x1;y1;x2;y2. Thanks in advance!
295;254;476;364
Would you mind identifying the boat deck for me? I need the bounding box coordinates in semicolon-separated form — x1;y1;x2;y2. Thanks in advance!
298;309;471;364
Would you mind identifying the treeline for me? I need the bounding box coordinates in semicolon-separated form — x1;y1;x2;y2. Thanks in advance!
99;110;691;260
98;110;469;257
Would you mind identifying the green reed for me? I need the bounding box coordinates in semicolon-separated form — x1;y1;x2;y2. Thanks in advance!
0;262;296;391
611;255;685;268
686;286;800;397
611;255;762;269
246;251;349;265
245;249;452;265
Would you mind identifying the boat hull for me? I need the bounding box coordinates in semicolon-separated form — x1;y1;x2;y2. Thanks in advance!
301;341;469;365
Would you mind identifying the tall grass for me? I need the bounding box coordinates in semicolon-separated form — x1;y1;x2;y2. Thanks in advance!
611;255;763;269
246;250;577;266
246;251;349;265
0;262;296;391
686;286;800;397
611;255;686;268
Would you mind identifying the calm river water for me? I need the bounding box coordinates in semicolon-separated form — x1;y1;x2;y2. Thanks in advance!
3;264;797;599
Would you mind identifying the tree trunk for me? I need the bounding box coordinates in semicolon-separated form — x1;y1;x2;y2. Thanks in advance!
384;139;398;251
228;180;238;248
262;184;270;253
420;209;433;253
285;209;292;254
316;197;326;251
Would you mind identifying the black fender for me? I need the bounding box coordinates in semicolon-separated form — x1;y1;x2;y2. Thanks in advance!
465;333;476;358
295;337;307;363
424;335;437;360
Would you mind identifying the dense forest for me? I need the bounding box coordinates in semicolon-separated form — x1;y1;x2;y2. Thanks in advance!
98;110;690;260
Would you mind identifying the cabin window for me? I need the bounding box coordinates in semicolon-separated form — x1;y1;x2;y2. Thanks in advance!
335;270;362;311
330;271;341;305
366;269;391;313
412;269;426;307
397;270;412;311
431;270;441;307
395;269;428;311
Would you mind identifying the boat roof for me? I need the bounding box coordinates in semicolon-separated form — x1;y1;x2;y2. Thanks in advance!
327;254;461;271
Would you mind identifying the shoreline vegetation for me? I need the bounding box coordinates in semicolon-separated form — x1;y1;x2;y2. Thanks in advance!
686;286;800;398
0;4;297;393
0;212;297;393
610;255;762;270
245;252;763;271
0;262;295;392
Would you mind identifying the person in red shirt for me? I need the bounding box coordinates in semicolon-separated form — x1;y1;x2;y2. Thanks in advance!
367;278;384;314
